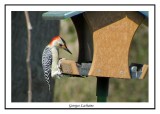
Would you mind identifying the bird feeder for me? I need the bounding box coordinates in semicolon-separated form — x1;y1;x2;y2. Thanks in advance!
43;11;148;102
42;11;148;79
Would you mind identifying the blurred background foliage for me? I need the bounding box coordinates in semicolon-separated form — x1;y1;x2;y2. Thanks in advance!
54;18;148;102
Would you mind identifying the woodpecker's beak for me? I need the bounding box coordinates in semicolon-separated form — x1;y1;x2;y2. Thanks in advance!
64;46;72;54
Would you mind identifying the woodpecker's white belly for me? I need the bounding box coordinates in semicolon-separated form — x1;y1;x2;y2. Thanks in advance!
51;47;60;78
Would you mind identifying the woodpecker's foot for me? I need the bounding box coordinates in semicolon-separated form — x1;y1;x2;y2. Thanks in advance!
51;63;63;79
51;58;66;79
51;70;63;79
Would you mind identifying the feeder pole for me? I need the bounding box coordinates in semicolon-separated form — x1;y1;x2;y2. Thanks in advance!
96;77;109;102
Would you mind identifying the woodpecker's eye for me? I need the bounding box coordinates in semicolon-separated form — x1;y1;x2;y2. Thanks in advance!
59;44;63;47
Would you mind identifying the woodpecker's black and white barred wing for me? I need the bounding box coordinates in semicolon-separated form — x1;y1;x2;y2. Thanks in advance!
42;46;52;91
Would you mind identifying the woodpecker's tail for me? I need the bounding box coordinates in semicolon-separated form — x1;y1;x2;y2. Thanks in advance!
45;76;51;91
47;83;51;92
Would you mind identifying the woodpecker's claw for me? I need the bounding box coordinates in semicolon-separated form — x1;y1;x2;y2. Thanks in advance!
51;58;66;79
51;69;63;79
57;58;66;79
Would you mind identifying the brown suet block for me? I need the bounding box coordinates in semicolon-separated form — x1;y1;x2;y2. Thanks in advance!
60;59;79;75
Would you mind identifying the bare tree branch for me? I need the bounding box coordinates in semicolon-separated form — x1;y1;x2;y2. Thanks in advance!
24;11;32;102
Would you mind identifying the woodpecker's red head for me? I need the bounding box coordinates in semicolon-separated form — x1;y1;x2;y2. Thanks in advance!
49;36;72;54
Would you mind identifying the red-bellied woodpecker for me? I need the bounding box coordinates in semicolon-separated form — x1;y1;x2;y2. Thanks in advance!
42;36;72;91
